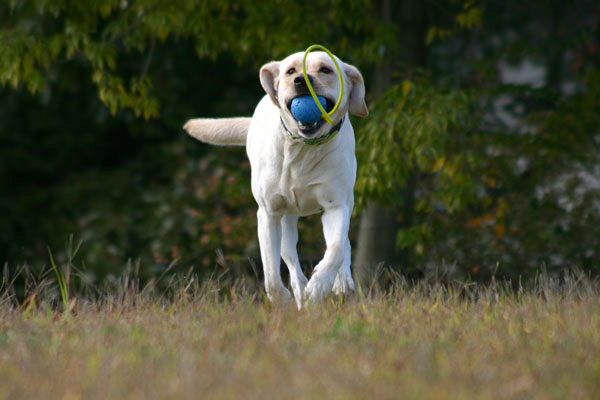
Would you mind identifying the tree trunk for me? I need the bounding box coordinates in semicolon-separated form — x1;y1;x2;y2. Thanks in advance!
354;202;400;284
353;0;428;285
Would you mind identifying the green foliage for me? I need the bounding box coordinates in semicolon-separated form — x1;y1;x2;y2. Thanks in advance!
435;68;600;275
1;0;386;278
351;0;600;275
1;0;171;117
355;77;479;254
426;0;482;44
0;0;393;118
1;0;599;281
420;0;600;276
40;142;259;281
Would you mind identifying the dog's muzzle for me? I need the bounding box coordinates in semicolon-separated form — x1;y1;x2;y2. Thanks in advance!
286;99;335;136
285;73;336;136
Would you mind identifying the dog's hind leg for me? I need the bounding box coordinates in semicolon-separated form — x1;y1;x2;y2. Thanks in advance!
257;208;291;304
280;215;309;309
332;238;355;295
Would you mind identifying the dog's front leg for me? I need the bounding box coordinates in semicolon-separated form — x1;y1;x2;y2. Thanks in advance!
257;207;291;304
305;205;351;302
332;238;355;295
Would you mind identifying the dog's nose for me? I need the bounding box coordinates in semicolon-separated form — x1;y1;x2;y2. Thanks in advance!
294;74;313;87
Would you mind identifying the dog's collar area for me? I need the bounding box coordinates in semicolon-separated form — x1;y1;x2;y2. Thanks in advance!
280;116;345;145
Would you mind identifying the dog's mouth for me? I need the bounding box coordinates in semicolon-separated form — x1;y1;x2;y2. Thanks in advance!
286;96;335;136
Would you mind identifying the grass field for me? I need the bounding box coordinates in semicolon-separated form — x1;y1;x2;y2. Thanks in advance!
1;268;599;399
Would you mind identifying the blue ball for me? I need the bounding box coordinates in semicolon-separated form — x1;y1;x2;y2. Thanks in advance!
290;95;327;124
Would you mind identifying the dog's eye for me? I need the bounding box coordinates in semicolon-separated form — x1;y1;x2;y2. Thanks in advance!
320;67;332;74
286;68;296;75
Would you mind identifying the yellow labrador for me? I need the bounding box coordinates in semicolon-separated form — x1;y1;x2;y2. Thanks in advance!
184;51;367;308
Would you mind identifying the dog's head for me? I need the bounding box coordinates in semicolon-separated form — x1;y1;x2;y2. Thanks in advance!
259;51;368;139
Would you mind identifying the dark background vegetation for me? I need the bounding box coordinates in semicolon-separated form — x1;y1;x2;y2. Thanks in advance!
1;0;599;286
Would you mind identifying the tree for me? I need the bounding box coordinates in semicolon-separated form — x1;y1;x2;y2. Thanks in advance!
1;0;598;282
435;0;600;276
0;0;395;278
355;0;600;279
353;0;482;281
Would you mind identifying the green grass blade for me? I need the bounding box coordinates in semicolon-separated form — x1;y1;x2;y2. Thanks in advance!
47;247;68;309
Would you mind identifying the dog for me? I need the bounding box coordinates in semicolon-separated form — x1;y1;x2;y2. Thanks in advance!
183;50;368;308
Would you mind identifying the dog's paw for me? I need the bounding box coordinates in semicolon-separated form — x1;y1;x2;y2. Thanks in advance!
305;273;335;304
290;274;308;309
266;284;292;305
332;269;355;295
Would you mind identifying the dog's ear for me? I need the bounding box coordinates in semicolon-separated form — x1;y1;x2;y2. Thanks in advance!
344;63;368;117
259;61;281;108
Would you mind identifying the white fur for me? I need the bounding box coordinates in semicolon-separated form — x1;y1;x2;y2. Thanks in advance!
183;117;250;146
183;51;368;308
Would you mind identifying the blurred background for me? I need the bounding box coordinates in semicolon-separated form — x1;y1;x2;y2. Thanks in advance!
1;0;599;286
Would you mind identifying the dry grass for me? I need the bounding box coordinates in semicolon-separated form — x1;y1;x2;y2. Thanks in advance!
0;267;599;400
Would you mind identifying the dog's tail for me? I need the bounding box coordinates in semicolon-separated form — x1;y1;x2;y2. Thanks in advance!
183;117;251;146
